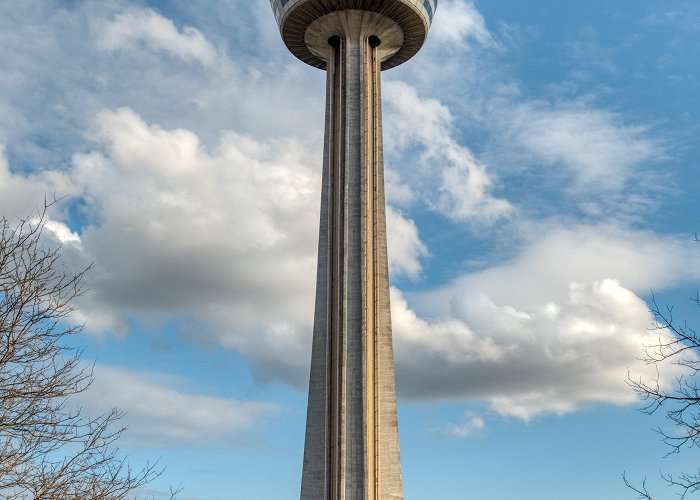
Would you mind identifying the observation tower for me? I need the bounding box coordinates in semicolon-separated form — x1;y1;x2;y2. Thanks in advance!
269;0;437;498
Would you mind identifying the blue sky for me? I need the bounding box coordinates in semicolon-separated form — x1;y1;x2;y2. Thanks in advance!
1;0;699;498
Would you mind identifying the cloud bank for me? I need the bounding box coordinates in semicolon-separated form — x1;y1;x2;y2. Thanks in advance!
0;0;695;429
395;225;700;419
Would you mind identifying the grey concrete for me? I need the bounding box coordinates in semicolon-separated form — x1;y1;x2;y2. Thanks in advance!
300;13;403;500
269;1;438;498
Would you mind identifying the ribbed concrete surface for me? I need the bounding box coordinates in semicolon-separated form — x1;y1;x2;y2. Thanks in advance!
300;13;403;499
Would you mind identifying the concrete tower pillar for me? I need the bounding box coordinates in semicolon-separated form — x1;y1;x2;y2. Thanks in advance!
268;1;437;498
301;13;402;499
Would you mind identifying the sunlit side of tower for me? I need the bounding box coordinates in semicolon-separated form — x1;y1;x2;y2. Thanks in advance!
269;1;436;498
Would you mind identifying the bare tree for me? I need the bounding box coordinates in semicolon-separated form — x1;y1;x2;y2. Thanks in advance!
0;206;162;499
626;291;700;499
623;473;653;500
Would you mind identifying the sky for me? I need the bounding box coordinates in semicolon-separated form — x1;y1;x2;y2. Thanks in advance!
0;0;699;498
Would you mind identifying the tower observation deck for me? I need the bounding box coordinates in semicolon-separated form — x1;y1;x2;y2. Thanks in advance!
270;1;436;498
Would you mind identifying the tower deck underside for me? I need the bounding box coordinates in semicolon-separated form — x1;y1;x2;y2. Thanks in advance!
270;0;435;69
300;13;403;500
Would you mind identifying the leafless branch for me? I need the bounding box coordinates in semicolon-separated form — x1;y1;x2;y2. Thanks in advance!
0;205;161;498
623;472;653;500
626;287;700;497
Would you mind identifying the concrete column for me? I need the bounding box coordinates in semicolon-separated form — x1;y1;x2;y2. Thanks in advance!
300;12;403;500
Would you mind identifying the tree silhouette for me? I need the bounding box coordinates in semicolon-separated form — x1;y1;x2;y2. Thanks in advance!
0;205;162;499
626;288;700;499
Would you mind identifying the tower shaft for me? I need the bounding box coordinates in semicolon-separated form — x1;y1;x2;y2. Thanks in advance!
301;15;402;500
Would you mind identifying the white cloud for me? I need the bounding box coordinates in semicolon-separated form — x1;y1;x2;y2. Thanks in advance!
395;225;700;419
383;81;512;223
63;108;431;382
4;105;692;419
0;145;75;217
0;106;425;386
396;278;686;420
0;0;692;429
43;219;81;245
80;365;276;447
384;168;416;207
497;99;664;192
0;0;324;174
386;207;429;279
431;0;498;48
385;0;666;220
67;107;320;382
441;411;485;438
94;8;219;67
393;288;509;365
418;224;700;313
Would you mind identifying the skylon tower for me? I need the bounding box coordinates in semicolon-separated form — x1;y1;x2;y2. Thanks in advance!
269;0;437;498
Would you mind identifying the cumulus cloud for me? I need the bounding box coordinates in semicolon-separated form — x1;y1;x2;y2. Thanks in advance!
383;81;512;223
0;0;691;429
50;128;693;421
67;107;319;381
394;225;700;419
393;288;509;366
1;53;688;423
79;364;276;447
42;219;81;245
94;8;219;66
0;107;429;385
418;224;700;313
386;207;429;279
395;279;685;420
